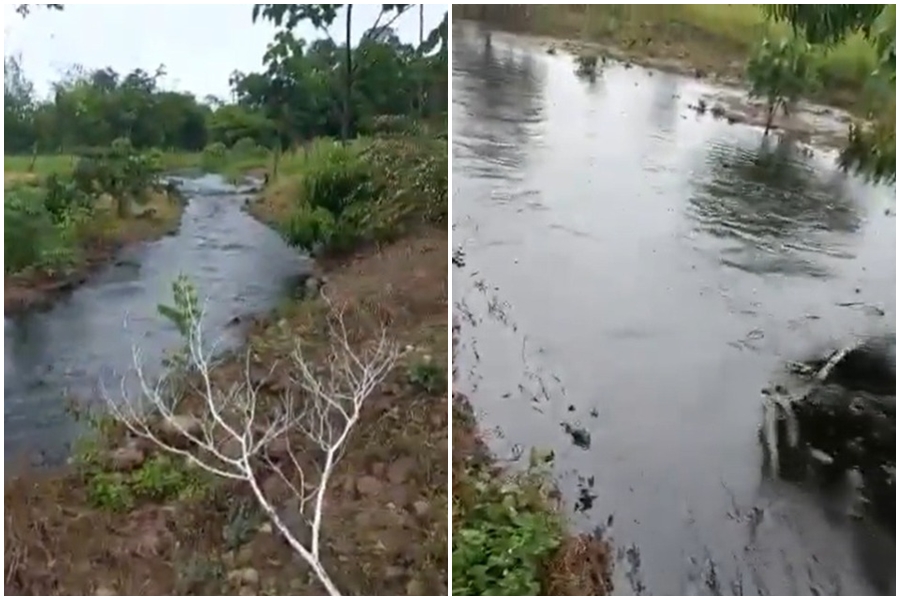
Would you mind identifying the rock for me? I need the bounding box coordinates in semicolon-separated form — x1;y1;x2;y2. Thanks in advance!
236;546;255;566
304;276;321;297
107;444;145;471
357;476;383;496
258;522;273;534
406;579;425;595
94;586;117;595
221;437;243;460
238;587;255;596
266;436;291;460
289;578;305;592
387;457;416;484
370;462;386;477
158;414;202;446
241;567;259;586
413;500;430;517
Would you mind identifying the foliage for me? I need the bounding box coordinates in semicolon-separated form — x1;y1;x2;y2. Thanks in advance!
407;356;445;395
760;4;895;182
157;274;201;373
452;453;564;596
86;454;209;512
201;142;229;170
746;37;819;132
4;183;84;275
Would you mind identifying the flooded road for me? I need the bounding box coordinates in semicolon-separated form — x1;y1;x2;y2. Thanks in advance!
5;174;311;466
452;25;895;596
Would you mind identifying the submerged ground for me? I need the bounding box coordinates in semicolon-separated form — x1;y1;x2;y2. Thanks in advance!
452;24;895;595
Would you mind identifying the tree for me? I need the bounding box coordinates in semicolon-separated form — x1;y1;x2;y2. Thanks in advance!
745;37;818;135
761;4;895;182
252;4;414;143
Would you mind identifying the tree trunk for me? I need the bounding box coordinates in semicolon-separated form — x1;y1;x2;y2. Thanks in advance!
342;5;353;146
418;5;424;117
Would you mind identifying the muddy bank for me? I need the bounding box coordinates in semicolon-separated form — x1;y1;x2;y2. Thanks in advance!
4;189;185;315
6;226;449;596
452;23;894;595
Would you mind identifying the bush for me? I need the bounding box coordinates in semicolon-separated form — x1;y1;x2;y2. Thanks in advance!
746;37;819;132
231;136;266;157
452;456;564;595
4;185;82;274
301;143;378;217
201;142;228;170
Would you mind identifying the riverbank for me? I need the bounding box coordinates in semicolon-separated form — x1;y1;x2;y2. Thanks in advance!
451;318;611;596
5;134;449;595
453;4;890;118
4;187;183;314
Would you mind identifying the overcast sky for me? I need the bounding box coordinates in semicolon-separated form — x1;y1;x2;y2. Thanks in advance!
4;4;448;100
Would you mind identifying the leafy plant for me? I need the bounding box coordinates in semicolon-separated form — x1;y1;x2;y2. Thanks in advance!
407;357;445;395
746;37;819;134
86;471;135;511
452;457;564;596
157;274;201;372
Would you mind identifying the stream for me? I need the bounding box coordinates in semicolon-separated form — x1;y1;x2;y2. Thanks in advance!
452;25;896;595
5;173;311;467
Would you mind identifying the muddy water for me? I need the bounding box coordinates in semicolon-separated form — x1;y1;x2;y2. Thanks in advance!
452;26;896;596
5;174;311;466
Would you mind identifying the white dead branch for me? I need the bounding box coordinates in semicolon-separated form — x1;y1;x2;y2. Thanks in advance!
103;299;400;596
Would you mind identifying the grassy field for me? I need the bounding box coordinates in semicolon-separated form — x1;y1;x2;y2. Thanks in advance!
455;4;892;113
4;151;272;186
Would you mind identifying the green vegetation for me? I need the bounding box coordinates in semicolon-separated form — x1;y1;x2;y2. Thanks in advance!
265;132;447;257
452;454;563;595
407;355;445;394
457;4;895;183
4;143;179;277
746;37;819;134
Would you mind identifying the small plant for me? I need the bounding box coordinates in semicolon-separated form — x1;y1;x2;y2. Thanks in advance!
452;455;564;596
746;37;819;134
157;273;201;372
87;471;135;511
407;356;446;395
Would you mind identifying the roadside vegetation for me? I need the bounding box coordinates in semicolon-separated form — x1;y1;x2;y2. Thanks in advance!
6;3;449;596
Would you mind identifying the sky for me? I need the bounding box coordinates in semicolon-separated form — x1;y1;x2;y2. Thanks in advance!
3;3;448;101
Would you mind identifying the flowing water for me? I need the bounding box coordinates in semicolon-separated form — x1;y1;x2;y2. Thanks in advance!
452;26;896;595
5;174;311;467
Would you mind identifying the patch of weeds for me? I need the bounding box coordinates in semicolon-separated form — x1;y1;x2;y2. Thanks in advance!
85;452;211;511
86;471;135;512
452;452;564;595
130;454;208;502
407;356;446;395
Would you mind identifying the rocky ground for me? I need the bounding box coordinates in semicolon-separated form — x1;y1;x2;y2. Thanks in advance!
5;228;449;595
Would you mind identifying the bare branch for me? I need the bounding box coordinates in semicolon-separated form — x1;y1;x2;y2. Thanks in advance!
102;300;401;596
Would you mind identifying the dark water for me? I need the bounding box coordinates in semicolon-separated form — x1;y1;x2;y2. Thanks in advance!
452;26;896;596
5;174;311;466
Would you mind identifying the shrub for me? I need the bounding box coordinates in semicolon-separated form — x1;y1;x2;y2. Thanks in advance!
301;143;378;218
452;456;564;595
231;136;266;157
201;142;228;170
746;37;819;133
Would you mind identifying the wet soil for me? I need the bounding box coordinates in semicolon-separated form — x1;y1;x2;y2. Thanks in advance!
5;228;449;596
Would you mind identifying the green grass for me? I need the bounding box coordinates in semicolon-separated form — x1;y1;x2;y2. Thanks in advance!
4;150;273;184
458;3;890;113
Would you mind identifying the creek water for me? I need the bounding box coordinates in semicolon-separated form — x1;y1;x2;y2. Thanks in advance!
452;25;896;595
5;174;311;467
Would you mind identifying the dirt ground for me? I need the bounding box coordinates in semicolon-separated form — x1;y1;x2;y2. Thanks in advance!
5;228;449;596
4;190;183;315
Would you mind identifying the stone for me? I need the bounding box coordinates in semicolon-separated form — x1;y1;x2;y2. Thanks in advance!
406;578;425;596
413;500;430;517
158;415;202;447
94;586;117;595
258;522;273;534
238;587;256;596
108;444;145;471
356;475;383;496
387;457;416;484
370;462;386;477
236;546;255;566
241;567;260;586
266;437;291;460
221;438;243;460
